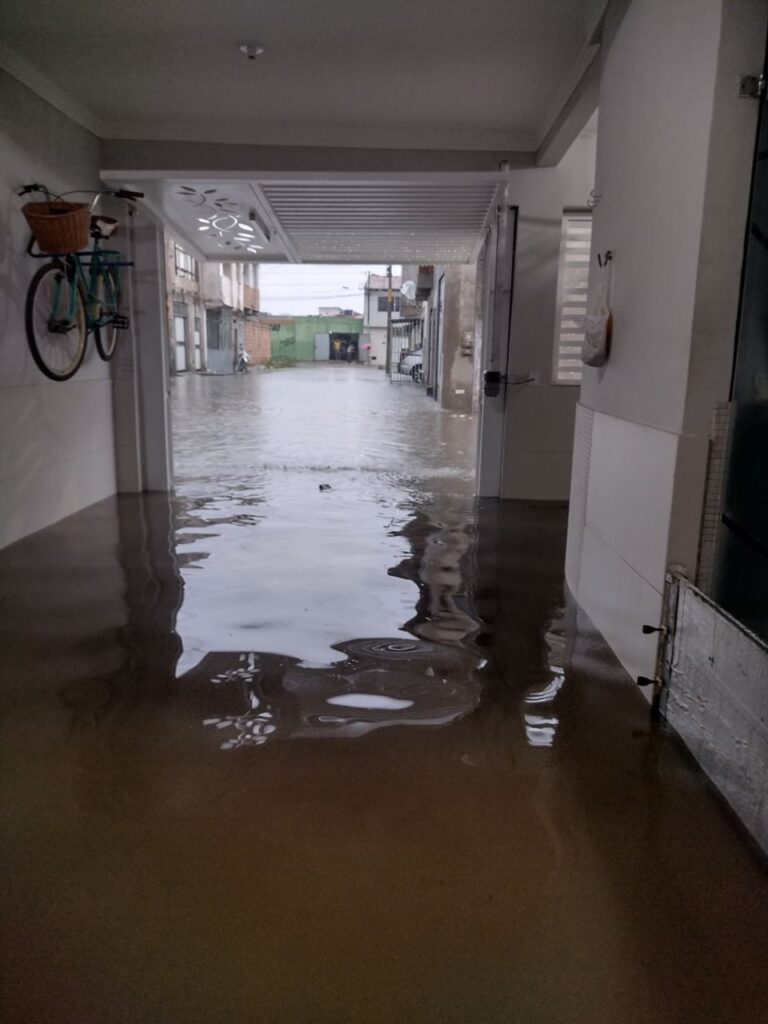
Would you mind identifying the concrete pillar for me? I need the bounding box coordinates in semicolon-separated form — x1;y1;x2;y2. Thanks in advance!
113;209;173;492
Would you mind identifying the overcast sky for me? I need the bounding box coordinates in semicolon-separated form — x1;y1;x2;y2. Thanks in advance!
258;264;399;316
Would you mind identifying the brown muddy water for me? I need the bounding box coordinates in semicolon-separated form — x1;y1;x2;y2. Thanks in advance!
1;363;766;1023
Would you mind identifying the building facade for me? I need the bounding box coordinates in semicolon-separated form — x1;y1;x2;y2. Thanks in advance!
243;264;271;366
164;249;270;375
265;314;363;362
400;263;477;414
362;272;402;368
165;236;207;373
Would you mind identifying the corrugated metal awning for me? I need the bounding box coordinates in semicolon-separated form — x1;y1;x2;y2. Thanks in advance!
261;181;499;263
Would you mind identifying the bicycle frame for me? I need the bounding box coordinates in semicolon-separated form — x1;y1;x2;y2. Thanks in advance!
26;233;133;331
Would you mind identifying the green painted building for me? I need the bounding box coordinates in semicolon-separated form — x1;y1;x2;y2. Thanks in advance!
267;314;363;362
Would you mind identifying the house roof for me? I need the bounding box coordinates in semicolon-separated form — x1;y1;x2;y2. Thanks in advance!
365;274;403;291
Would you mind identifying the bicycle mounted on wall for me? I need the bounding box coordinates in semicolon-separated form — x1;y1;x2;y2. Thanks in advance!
19;183;144;381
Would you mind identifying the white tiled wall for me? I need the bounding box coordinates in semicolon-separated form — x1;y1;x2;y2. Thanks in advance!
501;385;581;500
585;412;677;588
572;409;678;682
0;70;117;548
579;524;662;683
565;403;593;595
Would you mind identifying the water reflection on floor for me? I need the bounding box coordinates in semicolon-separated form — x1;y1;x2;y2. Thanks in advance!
1;364;767;1023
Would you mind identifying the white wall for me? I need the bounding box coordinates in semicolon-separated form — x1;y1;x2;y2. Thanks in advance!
0;69;117;548
362;283;390;366
364;287;400;330
501;129;597;499
566;0;767;682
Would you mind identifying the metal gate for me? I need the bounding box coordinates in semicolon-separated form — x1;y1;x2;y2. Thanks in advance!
206;309;233;374
388;318;424;383
659;573;768;855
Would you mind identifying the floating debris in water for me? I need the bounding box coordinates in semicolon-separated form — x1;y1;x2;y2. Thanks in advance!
319;483;332;491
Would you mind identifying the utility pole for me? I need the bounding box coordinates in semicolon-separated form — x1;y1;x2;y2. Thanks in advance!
385;264;393;376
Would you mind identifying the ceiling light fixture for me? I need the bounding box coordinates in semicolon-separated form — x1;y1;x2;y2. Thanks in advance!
239;41;265;60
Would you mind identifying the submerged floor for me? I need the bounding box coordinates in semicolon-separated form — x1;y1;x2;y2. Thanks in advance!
1;363;766;1023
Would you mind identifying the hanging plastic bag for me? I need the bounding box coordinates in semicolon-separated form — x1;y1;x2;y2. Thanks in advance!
581;256;613;367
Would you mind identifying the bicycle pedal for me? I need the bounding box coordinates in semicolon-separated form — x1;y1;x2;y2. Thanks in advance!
113;315;130;330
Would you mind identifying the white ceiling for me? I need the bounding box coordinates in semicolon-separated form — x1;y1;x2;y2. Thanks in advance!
121;175;503;263
4;0;602;264
0;0;598;152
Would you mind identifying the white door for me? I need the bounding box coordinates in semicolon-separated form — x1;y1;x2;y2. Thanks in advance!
314;332;330;360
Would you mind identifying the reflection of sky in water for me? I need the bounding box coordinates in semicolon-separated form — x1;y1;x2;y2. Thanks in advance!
523;616;567;749
326;693;415;710
524;714;559;747
173;485;425;673
171;367;477;674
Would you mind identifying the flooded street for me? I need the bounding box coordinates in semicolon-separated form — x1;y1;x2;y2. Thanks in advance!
1;363;767;1023
171;364;477;670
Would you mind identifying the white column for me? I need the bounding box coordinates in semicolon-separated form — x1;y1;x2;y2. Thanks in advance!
125;209;173;491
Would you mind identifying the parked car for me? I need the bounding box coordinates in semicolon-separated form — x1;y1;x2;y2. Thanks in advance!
398;348;423;383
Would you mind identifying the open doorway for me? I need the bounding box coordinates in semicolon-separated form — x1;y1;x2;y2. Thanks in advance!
167;257;482;682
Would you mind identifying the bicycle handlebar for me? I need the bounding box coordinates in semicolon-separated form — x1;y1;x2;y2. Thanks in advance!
18;184;144;202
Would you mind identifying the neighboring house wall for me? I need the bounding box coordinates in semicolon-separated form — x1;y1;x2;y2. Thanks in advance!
363;274;401;367
268;315;363;361
244;317;271;364
565;0;766;687
201;262;245;373
500;127;597;501
164;236;207;372
243;261;260;314
266;317;300;360
0;69;117;548
439;263;476;414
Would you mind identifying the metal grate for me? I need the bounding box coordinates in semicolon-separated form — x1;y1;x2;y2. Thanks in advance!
389;319;424;382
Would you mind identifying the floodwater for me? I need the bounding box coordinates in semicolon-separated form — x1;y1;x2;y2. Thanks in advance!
0;362;766;1023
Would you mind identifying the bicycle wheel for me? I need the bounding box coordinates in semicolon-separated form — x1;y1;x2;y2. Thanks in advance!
25;261;87;381
93;267;119;361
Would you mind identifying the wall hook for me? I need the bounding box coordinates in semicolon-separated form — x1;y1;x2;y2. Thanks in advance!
597;250;613;268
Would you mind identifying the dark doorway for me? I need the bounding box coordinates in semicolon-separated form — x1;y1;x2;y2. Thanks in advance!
329;332;359;361
714;46;768;643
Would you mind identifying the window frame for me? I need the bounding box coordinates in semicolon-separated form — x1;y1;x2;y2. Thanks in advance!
377;294;400;313
174;244;198;282
551;208;593;386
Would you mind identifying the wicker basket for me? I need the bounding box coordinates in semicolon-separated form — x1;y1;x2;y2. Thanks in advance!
22;200;90;253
